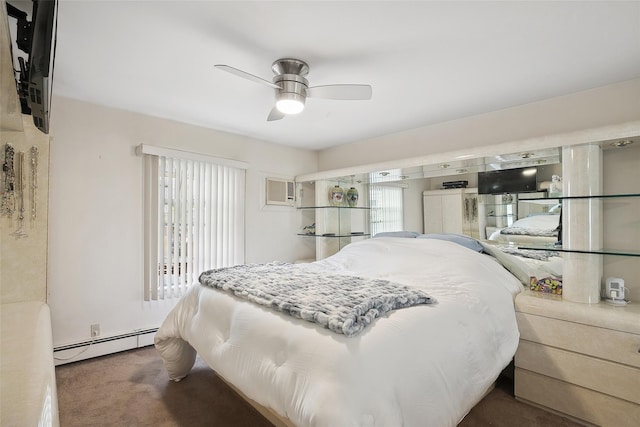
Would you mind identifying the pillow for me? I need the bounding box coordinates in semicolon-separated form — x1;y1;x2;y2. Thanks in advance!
417;233;484;252
373;231;420;238
548;204;562;214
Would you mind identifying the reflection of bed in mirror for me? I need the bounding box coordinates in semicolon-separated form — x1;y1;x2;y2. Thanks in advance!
485;239;564;295
488;213;561;245
491;242;562;273
485;207;563;294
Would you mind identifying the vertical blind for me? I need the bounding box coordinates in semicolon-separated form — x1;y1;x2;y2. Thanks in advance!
370;185;404;236
141;145;246;300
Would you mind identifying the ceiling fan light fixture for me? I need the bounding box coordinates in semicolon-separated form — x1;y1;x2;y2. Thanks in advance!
276;93;306;115
215;57;372;121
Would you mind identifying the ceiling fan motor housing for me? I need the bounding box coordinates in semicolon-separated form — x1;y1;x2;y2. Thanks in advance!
272;59;310;110
271;58;309;76
273;73;308;106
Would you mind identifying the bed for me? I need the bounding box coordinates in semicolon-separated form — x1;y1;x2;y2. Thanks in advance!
488;213;561;245
154;237;527;427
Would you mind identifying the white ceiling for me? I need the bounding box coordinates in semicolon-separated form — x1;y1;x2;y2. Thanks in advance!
47;1;640;150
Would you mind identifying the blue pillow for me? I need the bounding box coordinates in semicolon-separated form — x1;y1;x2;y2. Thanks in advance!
417;233;484;252
373;231;420;238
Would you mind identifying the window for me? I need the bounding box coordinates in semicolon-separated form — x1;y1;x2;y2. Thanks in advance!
369;185;404;236
139;145;246;300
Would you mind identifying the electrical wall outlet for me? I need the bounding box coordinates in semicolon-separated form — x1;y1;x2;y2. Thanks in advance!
90;323;100;338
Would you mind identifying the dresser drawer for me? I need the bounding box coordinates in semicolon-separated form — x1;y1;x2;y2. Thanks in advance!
516;340;640;404
516;312;640;368
516;369;640;427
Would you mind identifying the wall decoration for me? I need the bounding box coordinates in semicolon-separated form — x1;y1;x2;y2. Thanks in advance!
30;146;38;223
347;187;359;207
1;144;40;238
303;223;316;235
1;143;15;218
329;185;344;206
549;175;562;197
12;151;27;238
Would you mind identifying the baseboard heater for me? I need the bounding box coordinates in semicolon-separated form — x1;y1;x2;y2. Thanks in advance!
53;328;158;352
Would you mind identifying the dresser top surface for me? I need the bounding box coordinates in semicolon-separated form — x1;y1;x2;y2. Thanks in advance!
515;290;640;335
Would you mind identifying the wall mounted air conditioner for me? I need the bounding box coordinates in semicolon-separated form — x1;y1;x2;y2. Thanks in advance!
266;178;295;206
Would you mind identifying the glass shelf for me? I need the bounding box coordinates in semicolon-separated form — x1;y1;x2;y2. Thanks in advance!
297;206;371;210
297;233;371;238
517;193;640;201
517;243;640;257
514;193;639;257
518;199;561;205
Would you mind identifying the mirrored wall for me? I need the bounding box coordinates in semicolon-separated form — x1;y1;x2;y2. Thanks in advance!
296;134;640;303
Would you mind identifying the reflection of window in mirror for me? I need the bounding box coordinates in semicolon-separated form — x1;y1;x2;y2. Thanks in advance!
506;203;515;227
370;185;404;236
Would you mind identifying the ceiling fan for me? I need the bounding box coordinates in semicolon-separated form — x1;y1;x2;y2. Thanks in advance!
214;58;373;121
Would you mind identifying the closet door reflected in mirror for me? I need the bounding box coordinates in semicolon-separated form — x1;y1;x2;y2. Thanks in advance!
423;188;479;238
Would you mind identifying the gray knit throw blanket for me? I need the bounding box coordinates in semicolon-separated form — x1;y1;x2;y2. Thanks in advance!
199;262;435;337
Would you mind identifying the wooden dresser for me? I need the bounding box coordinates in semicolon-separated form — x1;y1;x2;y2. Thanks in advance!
514;291;640;426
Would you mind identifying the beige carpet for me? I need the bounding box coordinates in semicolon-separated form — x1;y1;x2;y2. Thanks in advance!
56;346;582;427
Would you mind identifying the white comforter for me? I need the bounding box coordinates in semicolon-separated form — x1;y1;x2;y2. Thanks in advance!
155;237;524;427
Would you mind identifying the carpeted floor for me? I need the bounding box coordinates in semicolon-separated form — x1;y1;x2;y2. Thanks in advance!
55;346;582;427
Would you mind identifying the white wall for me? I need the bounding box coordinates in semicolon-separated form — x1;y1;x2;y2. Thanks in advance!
318;78;640;170
47;96;317;355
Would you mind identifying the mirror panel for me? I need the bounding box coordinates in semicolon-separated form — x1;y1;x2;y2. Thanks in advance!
316;147;562;185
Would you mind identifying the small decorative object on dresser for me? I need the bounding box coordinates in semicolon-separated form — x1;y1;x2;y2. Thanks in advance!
529;276;562;295
329;185;344;206
302;223;316;235
346;187;359;207
549;175;562;197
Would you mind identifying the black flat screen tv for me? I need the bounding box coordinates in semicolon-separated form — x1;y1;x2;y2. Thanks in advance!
477;167;538;195
7;0;58;134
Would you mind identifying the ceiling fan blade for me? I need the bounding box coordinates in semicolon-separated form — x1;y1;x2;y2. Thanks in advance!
267;106;285;122
214;64;281;90
307;84;372;100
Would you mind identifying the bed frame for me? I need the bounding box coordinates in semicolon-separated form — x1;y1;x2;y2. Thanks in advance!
219;373;295;427
219;368;498;426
